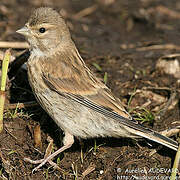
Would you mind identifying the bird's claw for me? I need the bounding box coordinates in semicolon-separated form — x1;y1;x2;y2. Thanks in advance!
24;157;59;173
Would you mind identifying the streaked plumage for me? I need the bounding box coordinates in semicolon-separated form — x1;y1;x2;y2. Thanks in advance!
16;7;178;172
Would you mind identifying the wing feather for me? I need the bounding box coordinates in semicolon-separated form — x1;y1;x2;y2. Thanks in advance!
40;47;178;151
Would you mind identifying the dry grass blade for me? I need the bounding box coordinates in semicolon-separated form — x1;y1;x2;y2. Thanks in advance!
82;163;95;177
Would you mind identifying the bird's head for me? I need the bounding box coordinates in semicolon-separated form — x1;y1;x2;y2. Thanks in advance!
17;7;71;55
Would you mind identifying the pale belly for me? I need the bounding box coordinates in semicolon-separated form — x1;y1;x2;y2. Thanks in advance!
30;86;138;139
27;60;137;139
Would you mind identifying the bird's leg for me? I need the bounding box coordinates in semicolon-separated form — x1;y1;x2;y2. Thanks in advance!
24;132;74;173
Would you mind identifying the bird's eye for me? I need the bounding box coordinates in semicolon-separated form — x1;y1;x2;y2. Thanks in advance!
39;27;46;33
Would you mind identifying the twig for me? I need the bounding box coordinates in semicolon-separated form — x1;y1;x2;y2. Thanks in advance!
159;53;180;58
5;101;38;110
0;41;29;49
4;126;18;140
142;87;180;96
136;44;180;51
142;86;171;91
72;5;98;19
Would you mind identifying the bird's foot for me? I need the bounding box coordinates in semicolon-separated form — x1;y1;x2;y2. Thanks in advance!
24;136;59;173
24;157;59;173
24;132;74;173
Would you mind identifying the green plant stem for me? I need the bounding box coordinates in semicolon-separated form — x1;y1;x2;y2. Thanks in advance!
0;49;11;132
0;92;5;132
170;134;180;180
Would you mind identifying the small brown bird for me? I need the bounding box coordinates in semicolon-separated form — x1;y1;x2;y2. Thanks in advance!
17;7;178;172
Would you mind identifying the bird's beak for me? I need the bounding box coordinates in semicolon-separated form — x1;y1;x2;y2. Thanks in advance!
16;26;29;36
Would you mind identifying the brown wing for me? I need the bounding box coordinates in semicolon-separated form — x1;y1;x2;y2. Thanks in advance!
40;49;178;151
40;47;131;119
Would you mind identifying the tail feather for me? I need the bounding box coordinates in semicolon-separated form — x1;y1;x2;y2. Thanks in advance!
134;129;178;151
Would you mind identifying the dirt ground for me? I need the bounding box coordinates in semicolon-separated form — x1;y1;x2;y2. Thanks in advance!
0;0;180;179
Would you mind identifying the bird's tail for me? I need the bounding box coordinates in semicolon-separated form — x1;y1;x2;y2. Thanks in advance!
63;90;179;151
126;126;178;151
